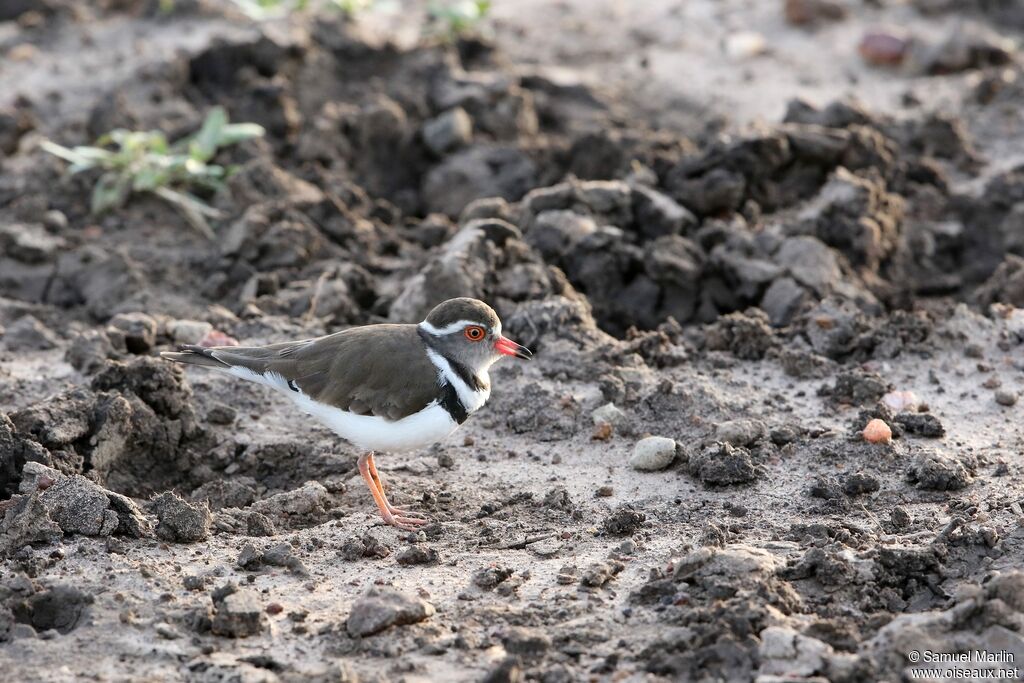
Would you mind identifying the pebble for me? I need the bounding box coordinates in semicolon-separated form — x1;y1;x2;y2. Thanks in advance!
166;319;213;345
859;30;910;66
882;390;919;413
629;436;677;471
211;587;266;638
714;418;767;447
422;107;473;155
996;390;1018;407
152;491;211;543
725;31;767;59
862;418;892;444
396;544;439;566
592;402;627;429
345;586;435;637
108;312;158;353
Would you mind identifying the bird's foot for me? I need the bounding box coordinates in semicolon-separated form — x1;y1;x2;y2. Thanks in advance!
386;503;428;519
380;509;430;531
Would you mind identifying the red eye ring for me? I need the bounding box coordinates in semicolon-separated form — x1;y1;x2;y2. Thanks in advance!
464;325;485;341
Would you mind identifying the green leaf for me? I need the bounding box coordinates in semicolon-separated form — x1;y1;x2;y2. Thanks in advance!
131;167;170;192
39;140;101;169
219;123;266;146
189;107;228;162
91;173;131;214
153;187;219;240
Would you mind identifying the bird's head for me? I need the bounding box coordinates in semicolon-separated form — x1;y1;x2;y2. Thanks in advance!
418;297;532;373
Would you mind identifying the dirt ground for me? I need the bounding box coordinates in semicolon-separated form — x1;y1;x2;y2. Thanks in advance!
3;0;1024;681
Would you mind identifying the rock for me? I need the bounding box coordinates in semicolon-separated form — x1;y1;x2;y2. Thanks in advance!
629;436;677;471
48;246;147;321
2;316;60;351
10;387;93;449
482;657;524;683
388;220;515;323
800;167;902;270
37;475;119;537
166;319;213;345
422;107;472;155
423;146;536;217
395;545;439;566
581;560;624;587
0;223;64;264
890;506;912;529
705;308;775;360
345;586;435;637
0;492;63;552
631;184;697;239
909;450;972;491
602;505;646;535
759;626;833;677
804;297;869;359
501;626;552;661
714;418;767;447
4;463;151;546
894;412;945;437
108;312;157;353
832;371;888;405
784;0;847;26
205;404;237;425
339;533;390;561
725;31;767;59
760;277;807;326
987;571;1024;612
909;21;1015;75
66;329;121;374
882;390;920;412
774;236;841;295
592;402;628;433
473;565;514;590
10;585;93;634
996;390;1018;407
211;586;266;638
690;442;759;485
862;418;892;444
667;167;746;216
191;478;256;510
151;491;211;542
859;30;910;66
262;542;310;576
843;472;881;496
251;481;330;527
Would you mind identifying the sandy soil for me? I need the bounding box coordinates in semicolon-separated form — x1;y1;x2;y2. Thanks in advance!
2;1;1024;682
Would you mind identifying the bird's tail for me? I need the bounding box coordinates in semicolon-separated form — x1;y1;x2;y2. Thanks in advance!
160;345;231;369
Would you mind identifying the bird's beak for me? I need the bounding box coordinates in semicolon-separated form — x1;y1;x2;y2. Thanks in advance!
495;335;532;360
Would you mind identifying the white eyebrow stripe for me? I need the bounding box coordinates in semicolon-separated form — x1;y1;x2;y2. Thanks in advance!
418;319;483;336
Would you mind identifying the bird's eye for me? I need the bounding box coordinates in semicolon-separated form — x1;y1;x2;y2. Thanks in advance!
464;325;485;341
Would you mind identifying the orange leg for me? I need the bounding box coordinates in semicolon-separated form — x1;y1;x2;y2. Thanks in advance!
366;453;425;518
357;452;427;530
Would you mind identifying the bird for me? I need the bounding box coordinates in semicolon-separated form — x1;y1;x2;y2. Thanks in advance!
161;297;532;530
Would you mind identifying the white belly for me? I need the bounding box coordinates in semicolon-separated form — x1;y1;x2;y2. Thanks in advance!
227;366;460;452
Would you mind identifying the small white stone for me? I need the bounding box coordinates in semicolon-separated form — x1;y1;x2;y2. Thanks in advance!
592;402;627;428
167;319;213;344
630;436;677;472
725;31;767;59
882;390;919;412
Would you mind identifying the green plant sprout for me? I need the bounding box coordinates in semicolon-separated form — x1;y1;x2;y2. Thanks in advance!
40;107;264;240
229;0;309;20
428;0;491;40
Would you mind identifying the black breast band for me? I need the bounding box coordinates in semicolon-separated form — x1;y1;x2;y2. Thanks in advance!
439;381;469;424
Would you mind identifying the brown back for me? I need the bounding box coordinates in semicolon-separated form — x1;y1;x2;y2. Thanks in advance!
209;324;440;421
